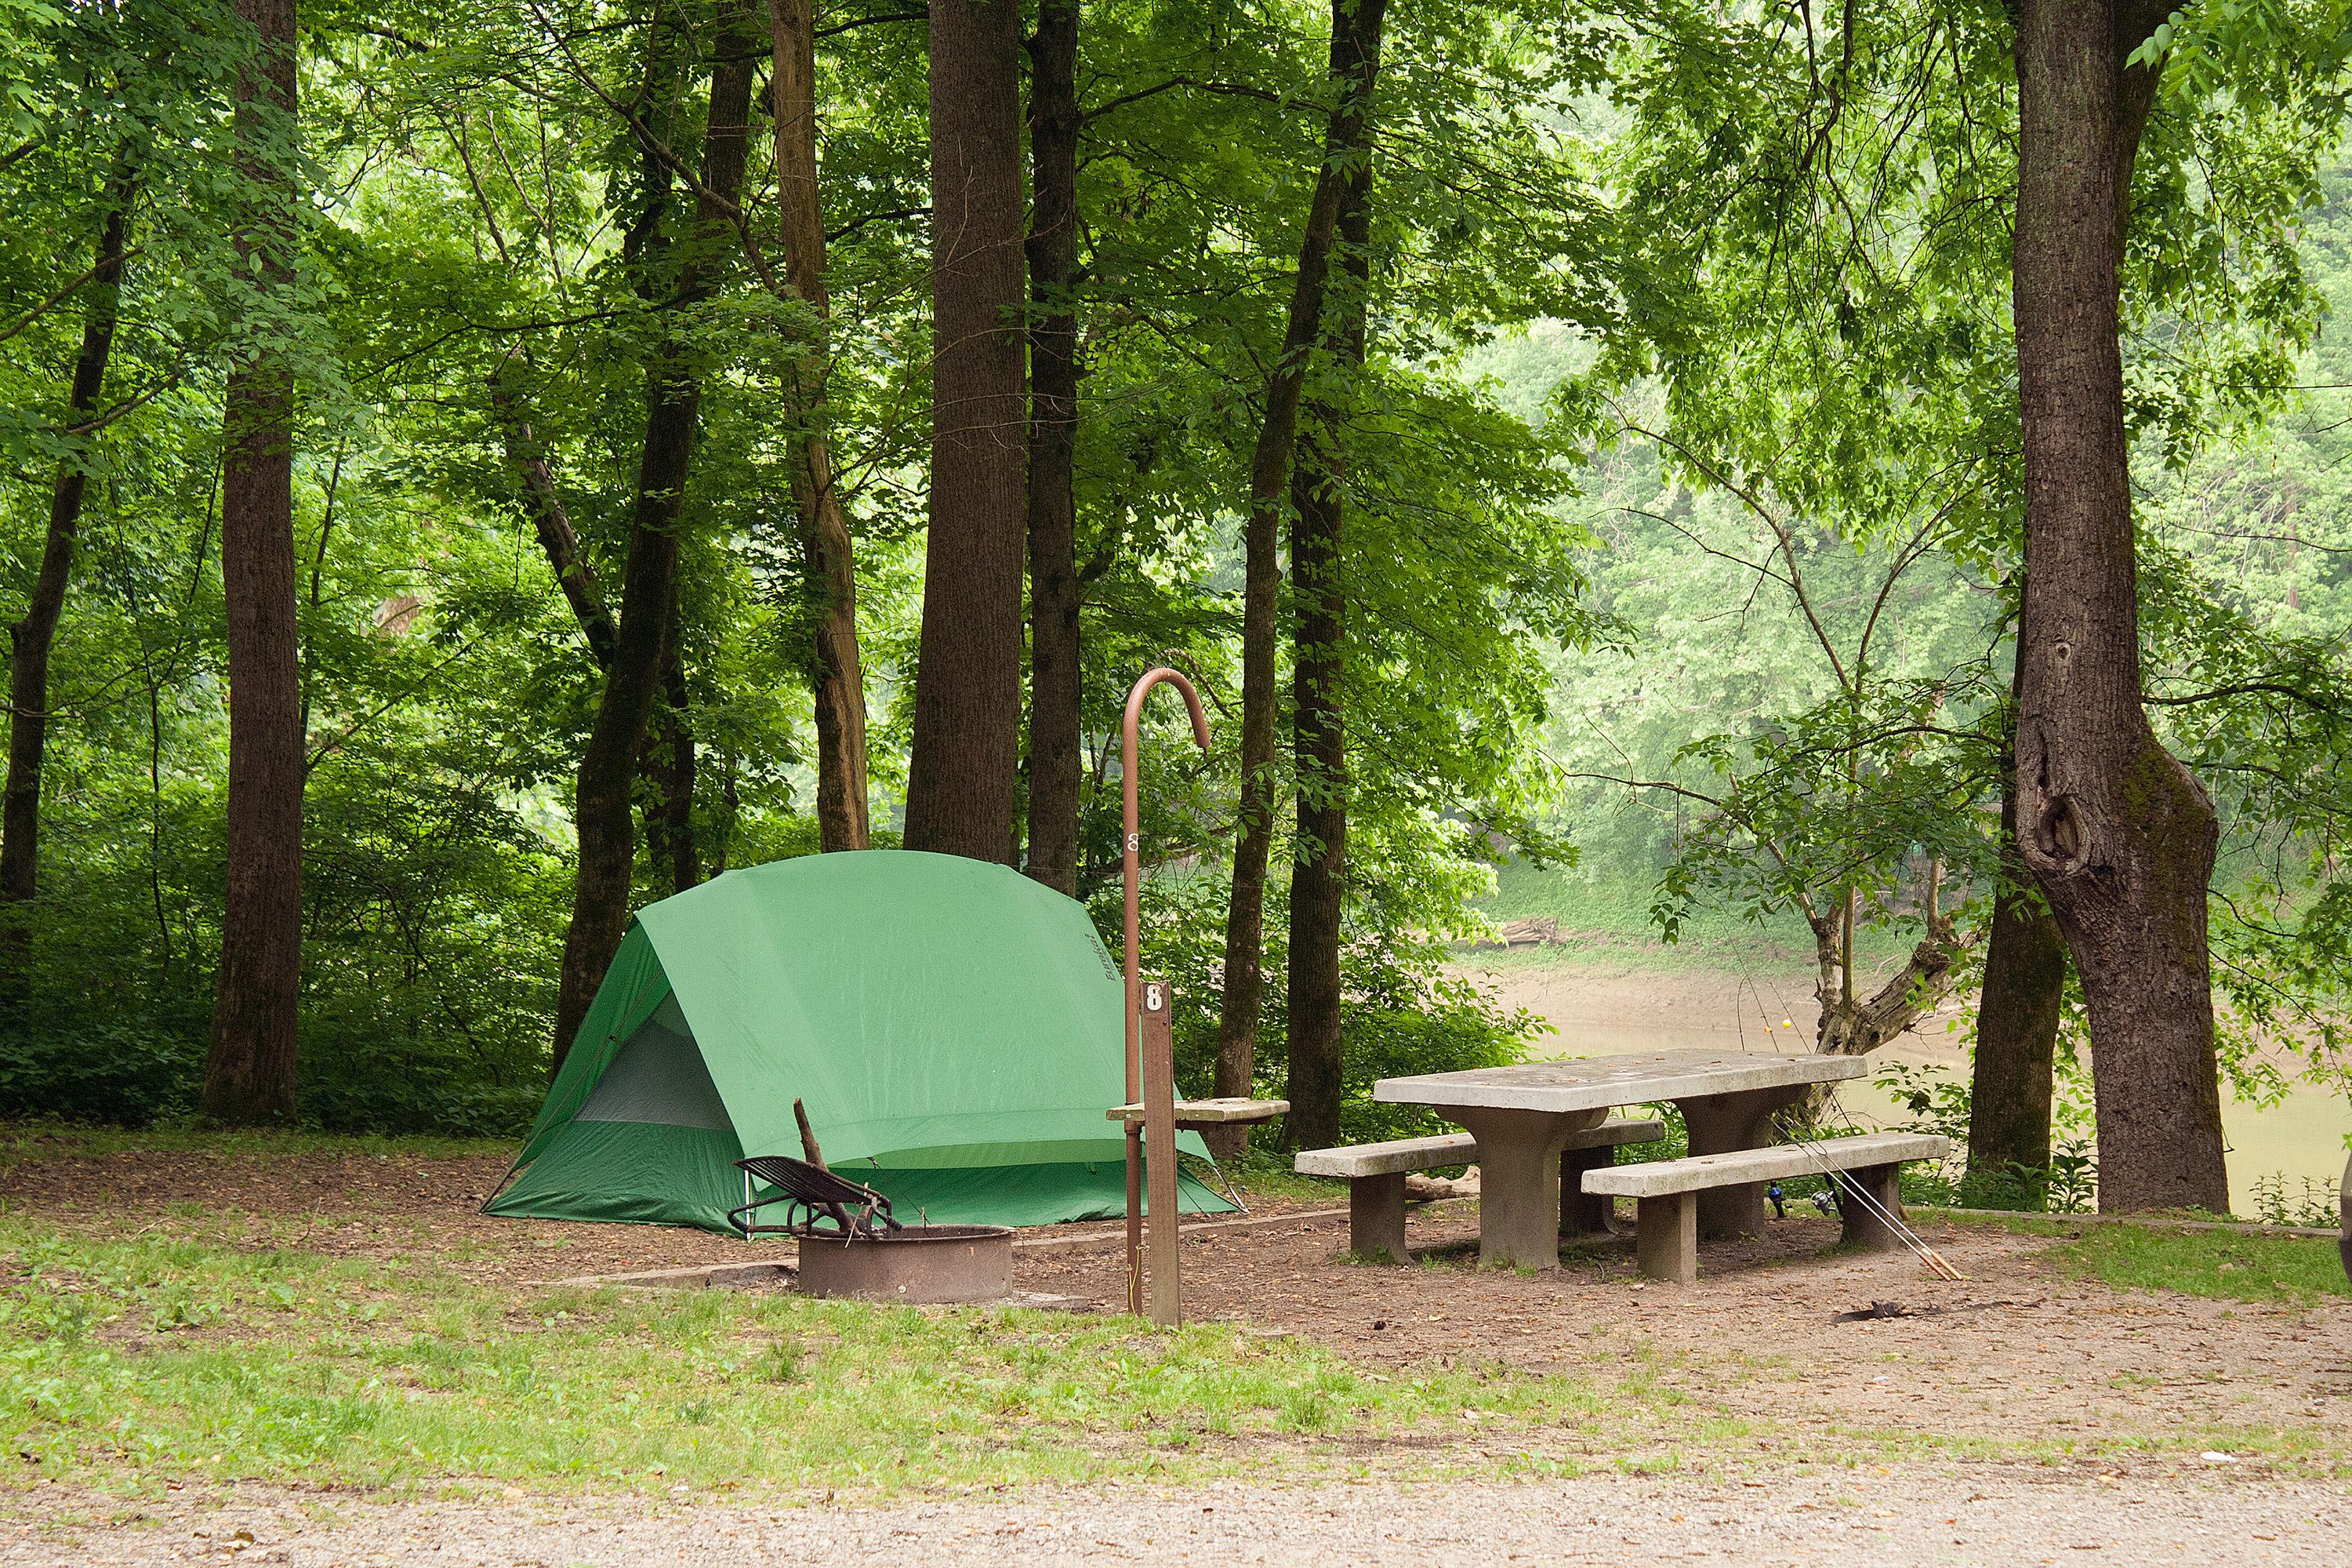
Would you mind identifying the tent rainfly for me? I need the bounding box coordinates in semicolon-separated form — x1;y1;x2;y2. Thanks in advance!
485;851;1233;1233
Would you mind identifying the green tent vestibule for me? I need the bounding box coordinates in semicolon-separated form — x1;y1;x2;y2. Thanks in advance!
486;851;1234;1234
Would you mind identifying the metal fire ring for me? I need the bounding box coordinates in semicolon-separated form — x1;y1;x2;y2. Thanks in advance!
794;1223;1014;1305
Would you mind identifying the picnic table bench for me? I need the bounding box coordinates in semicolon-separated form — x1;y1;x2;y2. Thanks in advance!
1374;1049;1875;1269
1294;1116;1665;1260
1583;1131;1951;1283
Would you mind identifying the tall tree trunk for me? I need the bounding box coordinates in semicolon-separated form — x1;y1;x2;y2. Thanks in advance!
1;151;135;993
2010;0;2228;1214
767;0;870;852
551;23;755;1069
2339;1152;2350;1278
1214;0;1388;1113
1022;0;1083;896
904;0;1026;862
202;0;303;1125
1281;75;1378;1152
1281;445;1349;1150
1969;684;2067;1206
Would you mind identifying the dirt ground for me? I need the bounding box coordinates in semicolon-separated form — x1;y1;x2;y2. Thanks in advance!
0;1136;771;1286
5;1138;2349;1456
5;1139;2350;1563
1018;1202;2352;1451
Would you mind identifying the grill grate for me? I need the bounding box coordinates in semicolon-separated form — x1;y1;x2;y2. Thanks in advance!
730;1153;902;1240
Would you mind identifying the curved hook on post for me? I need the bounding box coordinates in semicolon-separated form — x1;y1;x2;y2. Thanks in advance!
1122;666;1210;1091
1120;666;1210;1323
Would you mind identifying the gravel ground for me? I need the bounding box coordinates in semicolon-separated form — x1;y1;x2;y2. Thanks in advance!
7;1466;2349;1567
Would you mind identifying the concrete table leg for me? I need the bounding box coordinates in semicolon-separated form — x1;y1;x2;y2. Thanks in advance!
1839;1163;1904;1251
1350;1173;1409;1262
1676;1086;1811;1240
1453;1106;1603;1270
1560;1145;1621;1238
1635;1192;1697;1283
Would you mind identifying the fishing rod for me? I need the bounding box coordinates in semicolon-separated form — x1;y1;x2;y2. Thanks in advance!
1790;1094;1965;1281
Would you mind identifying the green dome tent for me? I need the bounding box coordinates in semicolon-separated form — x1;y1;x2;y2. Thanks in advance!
486;851;1233;1232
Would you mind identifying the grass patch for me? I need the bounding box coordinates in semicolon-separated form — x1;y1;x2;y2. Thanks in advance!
0;1218;1643;1500
2050;1223;2349;1305
1209;1148;1345;1207
1934;1208;2350;1305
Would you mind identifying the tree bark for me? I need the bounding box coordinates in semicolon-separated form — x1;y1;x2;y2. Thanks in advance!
552;21;755;1069
1810;904;1961;1058
492;353;697;885
1281;80;1378;1152
1968;684;2068;1204
767;0;870;852
1;151;135;988
1281;443;1348;1150
201;0;303;1125
489;353;619;670
2339;1152;2350;1279
2011;0;2229;1214
904;0;1026;862
654;597;699;892
1214;0;1388;1114
1022;0;1083;896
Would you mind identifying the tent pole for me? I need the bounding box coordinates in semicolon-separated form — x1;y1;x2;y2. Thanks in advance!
1120;667;1210;1321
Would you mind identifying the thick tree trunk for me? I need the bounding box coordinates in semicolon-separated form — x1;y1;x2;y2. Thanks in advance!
1214;0;1388;1113
2011;0;2229;1214
202;0;303;1125
1968;707;2067;1205
767;0;870;852
1022;0;1083;896
552;25;754;1069
904;0;1026;862
1;152;134;989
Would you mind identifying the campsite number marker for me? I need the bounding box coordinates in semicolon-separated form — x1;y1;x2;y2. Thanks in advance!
1119;667;1210;1327
1140;978;1181;1327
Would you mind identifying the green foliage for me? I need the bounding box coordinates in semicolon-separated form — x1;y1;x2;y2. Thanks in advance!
0;0;1617;1132
10;0;2352;1149
1114;856;1531;1145
1513;0;2352;1113
2245;1170;2345;1229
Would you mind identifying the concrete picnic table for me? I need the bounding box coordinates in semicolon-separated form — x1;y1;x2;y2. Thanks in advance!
1372;1048;1869;1269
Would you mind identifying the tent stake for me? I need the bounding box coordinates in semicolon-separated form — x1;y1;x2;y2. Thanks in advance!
1120;667;1210;1323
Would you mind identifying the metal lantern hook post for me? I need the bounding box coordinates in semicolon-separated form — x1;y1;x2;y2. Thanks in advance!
1120;666;1210;1323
